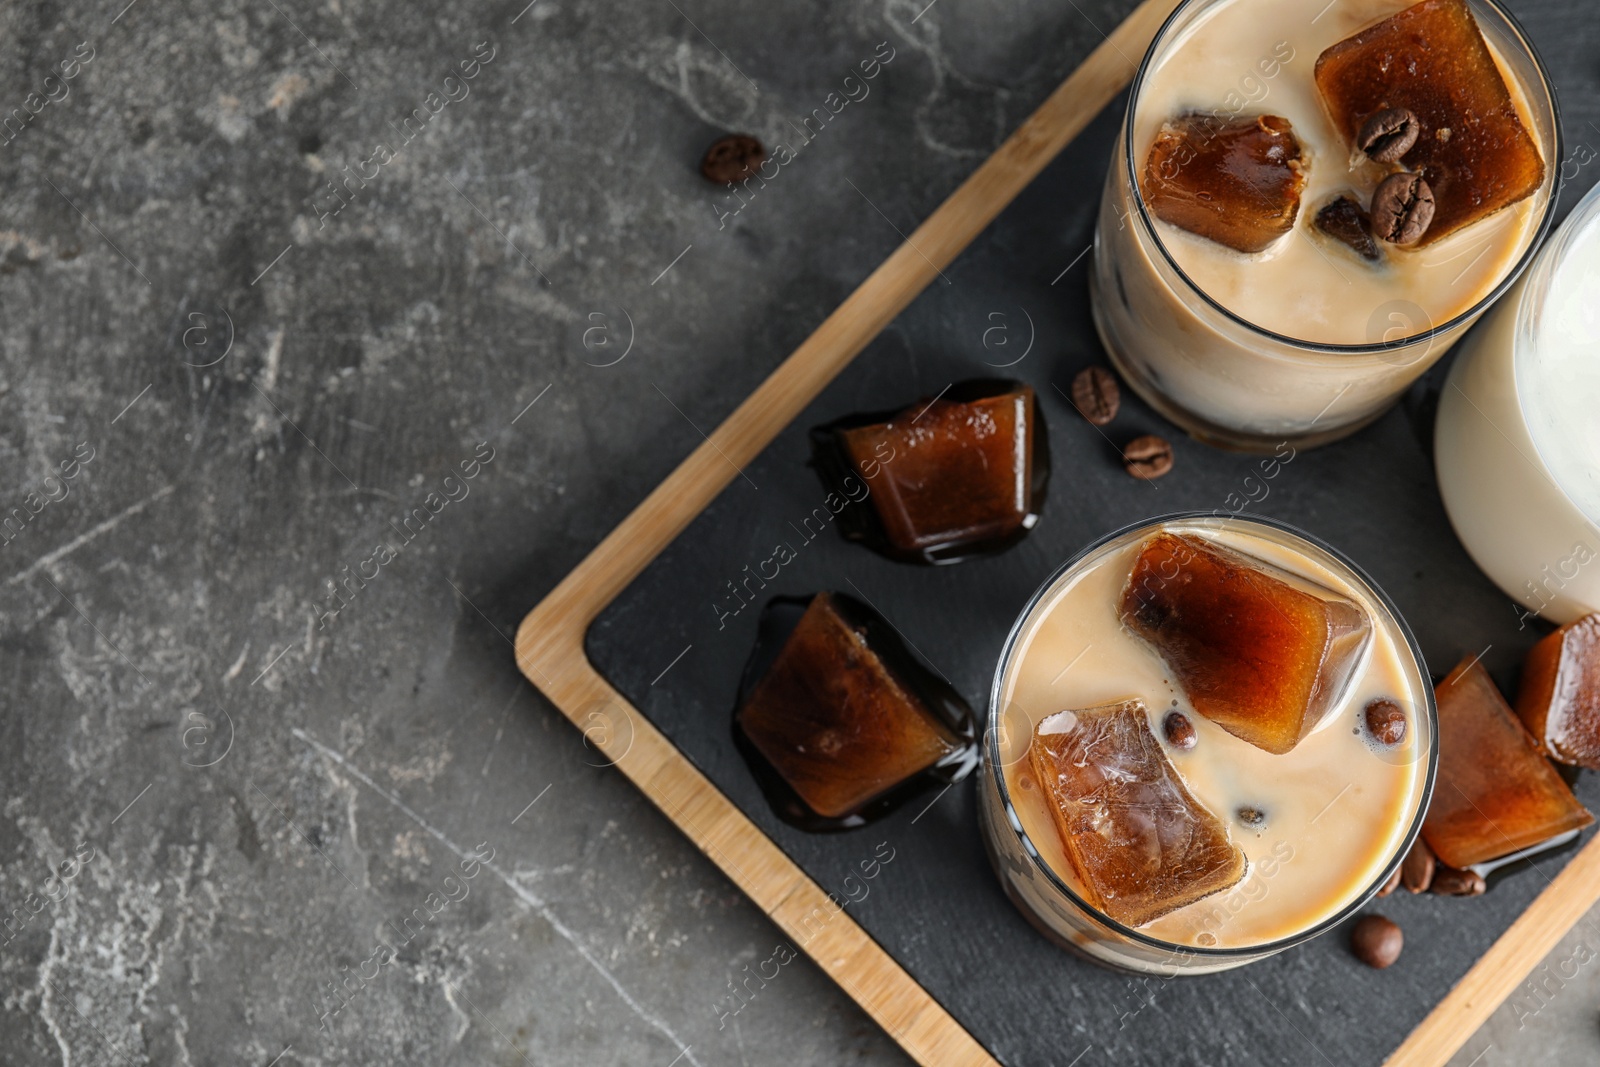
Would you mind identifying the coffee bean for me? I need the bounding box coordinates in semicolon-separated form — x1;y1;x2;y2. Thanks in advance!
1122;435;1173;480
1365;698;1407;746
1377;864;1403;898
1371;172;1435;245
1358;107;1420;163
701;134;766;184
1351;914;1403;969
1401;836;1436;894
1070;366;1121;426
1431;866;1487;897
1314;196;1379;261
1163;710;1197;750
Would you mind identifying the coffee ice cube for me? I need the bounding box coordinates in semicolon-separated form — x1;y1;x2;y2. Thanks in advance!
1422;656;1592;868
1315;0;1546;246
1516;613;1600;769
1029;699;1246;928
811;380;1048;565
1119;533;1371;755
1141;113;1307;254
735;593;973;826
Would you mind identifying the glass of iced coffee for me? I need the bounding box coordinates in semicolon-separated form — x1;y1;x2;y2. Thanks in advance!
1435;179;1600;627
1092;0;1559;451
979;514;1436;974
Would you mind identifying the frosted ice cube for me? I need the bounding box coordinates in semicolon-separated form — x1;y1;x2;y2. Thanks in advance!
1028;699;1247;928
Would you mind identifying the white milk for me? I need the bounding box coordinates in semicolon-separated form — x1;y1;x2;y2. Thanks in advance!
1436;183;1600;625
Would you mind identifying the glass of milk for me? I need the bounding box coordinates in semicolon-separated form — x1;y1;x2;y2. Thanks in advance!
1435;179;1600;626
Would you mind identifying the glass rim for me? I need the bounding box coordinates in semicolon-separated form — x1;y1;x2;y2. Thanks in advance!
985;510;1441;959
1121;0;1564;359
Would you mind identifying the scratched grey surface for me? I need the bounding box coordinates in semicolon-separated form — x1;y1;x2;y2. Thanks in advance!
0;0;1597;1064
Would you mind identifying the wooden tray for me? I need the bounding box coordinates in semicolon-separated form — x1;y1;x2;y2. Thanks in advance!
514;2;1600;1062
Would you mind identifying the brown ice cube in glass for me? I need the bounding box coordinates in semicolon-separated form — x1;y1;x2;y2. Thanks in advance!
1141;113;1307;254
1315;0;1546;246
1028;699;1246;928
1119;532;1371;755
1422;656;1592;868
735;593;973;827
811;379;1048;565
1516;613;1600;769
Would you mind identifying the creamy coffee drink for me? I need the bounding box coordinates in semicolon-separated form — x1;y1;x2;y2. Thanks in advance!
981;517;1433;970
1436;180;1600;626
1133;0;1541;343
1092;0;1557;449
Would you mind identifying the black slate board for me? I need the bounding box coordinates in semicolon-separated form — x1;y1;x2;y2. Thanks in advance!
587;8;1600;1062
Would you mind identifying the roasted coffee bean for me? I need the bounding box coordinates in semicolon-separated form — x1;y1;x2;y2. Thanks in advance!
701;134;766;184
1351;914;1403;969
1401;836;1436;894
1358;107;1420;163
1377;864;1403;898
1365;697;1408;746
1314;196;1379;260
1070;366;1121;425
1431;866;1487;896
1123;434;1174;480
1163;710;1197;750
1371;172;1435;245
1237;806;1267;828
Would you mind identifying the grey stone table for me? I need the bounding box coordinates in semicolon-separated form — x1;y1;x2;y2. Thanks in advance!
0;0;1596;1064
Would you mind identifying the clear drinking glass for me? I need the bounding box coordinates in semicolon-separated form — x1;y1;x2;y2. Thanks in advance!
1090;0;1560;452
978;513;1437;975
1435;179;1600;626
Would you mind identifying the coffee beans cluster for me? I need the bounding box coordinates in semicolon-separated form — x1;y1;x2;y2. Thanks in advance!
1359;837;1490;968
1066;366;1175;482
1313;107;1439;254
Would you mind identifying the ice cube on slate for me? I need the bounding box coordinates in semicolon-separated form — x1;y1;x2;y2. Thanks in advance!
1315;0;1546;245
1029;699;1247;928
1141;113;1307;254
1119;532;1372;755
1516;613;1600;769
1422;655;1592;868
817;380;1045;564
735;593;962;821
